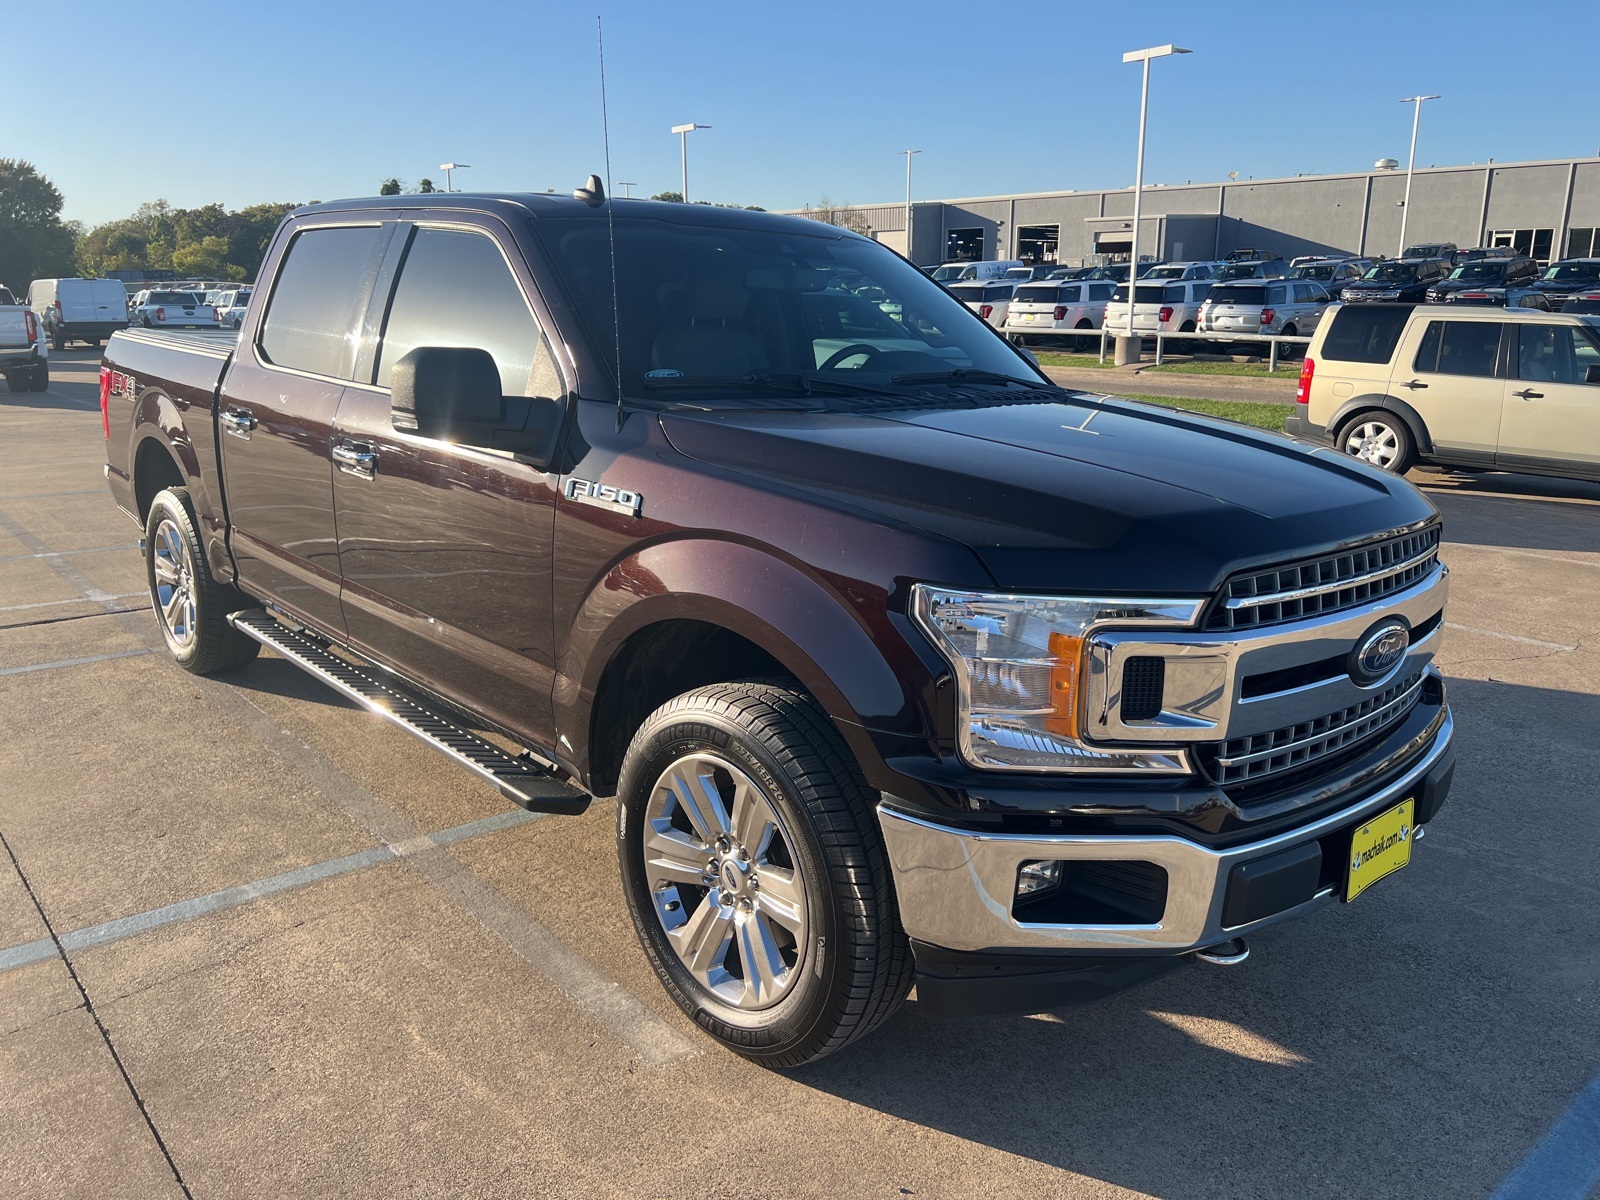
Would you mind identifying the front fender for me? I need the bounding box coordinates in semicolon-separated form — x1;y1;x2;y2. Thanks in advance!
557;536;949;785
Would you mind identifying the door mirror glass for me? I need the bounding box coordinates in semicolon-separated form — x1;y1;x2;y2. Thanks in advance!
391;346;562;463
1586;363;1600;385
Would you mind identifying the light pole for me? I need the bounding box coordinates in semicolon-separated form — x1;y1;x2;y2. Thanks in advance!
440;162;470;192
1396;95;1440;257
900;149;921;260
617;181;636;198
670;123;710;202
1120;44;1190;361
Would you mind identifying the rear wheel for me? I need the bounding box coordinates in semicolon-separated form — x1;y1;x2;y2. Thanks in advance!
616;681;913;1067
144;487;261;675
29;362;47;392
3;374;21;394
51;328;66;352
1337;412;1416;473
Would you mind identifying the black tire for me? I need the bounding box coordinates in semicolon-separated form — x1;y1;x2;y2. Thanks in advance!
1335;411;1417;474
616;681;913;1067
51;328;66;352
87;338;100;348
3;373;21;394
1278;325;1300;360
144;487;260;675
29;362;48;392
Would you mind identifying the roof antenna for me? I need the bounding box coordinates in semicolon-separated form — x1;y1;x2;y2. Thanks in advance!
595;16;625;432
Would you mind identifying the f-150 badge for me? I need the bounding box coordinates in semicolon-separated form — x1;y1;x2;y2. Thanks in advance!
565;477;642;517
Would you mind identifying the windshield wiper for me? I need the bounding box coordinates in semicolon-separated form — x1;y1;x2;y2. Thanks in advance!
888;368;1051;389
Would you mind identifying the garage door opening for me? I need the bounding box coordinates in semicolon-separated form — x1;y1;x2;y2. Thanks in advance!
946;228;984;261
1093;232;1132;263
1017;225;1059;264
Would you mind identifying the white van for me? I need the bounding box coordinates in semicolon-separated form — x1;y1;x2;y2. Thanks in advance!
27;278;129;349
930;260;1024;284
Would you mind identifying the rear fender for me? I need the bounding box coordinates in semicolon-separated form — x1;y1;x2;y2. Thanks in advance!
128;391;230;577
1327;394;1434;455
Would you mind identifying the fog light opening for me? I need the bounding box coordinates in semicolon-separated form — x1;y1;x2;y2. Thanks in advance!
1016;859;1064;898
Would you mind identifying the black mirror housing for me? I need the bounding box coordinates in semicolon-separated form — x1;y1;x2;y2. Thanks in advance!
1586;363;1600;385
391;345;564;465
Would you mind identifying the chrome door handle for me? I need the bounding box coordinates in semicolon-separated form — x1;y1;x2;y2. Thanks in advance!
219;408;256;438
332;441;377;478
1513;388;1544;399
1401;380;1428;390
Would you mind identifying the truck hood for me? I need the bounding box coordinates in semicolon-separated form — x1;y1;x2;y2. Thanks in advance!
659;391;1437;594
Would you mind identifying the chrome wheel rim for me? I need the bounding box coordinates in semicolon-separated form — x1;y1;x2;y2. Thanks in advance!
151;518;198;649
643;752;810;1011
1346;421;1400;469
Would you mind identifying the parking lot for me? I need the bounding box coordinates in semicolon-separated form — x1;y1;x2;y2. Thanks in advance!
3;346;1598;1199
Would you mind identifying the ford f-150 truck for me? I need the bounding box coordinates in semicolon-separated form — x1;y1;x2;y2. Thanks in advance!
101;192;1456;1066
0;286;49;392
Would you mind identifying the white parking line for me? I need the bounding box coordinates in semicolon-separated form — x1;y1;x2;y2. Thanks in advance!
0;543;140;564
1444;623;1579;652
1490;1073;1600;1199
0;649;155;676
0;592;143;614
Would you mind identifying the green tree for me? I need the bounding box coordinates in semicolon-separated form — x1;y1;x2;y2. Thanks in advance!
0;159;79;291
172;235;245;281
379;178;403;196
651;190;684;203
416;178;436;194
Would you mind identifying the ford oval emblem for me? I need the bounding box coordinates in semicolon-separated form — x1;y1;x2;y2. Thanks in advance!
1349;618;1410;686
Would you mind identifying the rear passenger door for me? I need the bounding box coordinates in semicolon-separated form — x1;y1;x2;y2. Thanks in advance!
1498;322;1600;476
1390;316;1505;460
220;218;394;636
330;220;567;742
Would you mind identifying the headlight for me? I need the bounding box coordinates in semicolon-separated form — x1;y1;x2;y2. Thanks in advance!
911;586;1203;773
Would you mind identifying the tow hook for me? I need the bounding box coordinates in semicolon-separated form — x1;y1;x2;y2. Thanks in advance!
1193;938;1250;966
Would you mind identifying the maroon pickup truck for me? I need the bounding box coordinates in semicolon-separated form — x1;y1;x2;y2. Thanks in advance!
101;193;1456;1065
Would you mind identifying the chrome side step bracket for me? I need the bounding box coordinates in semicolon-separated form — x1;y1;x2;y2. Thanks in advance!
228;608;588;816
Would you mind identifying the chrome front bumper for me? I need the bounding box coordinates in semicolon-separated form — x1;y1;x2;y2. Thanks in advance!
877;705;1453;955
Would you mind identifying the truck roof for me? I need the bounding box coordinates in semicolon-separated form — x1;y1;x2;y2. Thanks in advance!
296;193;840;237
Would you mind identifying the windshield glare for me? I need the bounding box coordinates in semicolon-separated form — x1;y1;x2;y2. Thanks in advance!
1543;262;1600;281
1365;264;1416;282
1451;263;1504;281
534;217;1039;397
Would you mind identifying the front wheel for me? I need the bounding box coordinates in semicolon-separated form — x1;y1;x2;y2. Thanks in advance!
616;681;913;1067
144;488;261;675
1337;412;1416;474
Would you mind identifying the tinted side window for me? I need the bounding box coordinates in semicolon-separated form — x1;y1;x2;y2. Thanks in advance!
1059;285;1081;303
259;225;386;379
1267;286;1288;305
1416;320;1501;377
376;227;559;398
1321;306;1414;363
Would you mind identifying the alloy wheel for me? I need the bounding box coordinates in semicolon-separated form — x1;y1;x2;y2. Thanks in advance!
642;752;809;1011
1346;420;1401;469
151;517;198;648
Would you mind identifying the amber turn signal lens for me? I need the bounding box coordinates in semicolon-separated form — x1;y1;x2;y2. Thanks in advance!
1044;631;1084;736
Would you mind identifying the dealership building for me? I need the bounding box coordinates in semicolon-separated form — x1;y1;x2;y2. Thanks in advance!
819;156;1600;269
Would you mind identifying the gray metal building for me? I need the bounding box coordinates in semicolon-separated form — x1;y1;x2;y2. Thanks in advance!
811;156;1600;268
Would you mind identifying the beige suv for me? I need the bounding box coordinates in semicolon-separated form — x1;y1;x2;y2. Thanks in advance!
1288;303;1600;481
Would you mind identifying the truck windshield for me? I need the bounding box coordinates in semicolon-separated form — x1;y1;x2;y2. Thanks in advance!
534;215;1040;399
1365;264;1417;283
1450;263;1505;281
1541;262;1600;281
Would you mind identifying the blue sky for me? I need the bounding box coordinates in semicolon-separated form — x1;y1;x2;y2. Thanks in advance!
19;0;1600;228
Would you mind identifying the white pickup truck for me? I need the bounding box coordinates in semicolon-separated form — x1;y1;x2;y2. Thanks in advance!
0;286;49;393
131;289;220;330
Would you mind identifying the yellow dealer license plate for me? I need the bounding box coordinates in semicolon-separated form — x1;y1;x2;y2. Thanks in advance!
1346;799;1415;901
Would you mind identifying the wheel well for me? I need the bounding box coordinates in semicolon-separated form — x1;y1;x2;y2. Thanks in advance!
133;440;185;522
588;619;793;796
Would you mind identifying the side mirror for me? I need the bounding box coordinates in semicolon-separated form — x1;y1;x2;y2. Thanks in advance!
1586;364;1600;385
391;346;563;464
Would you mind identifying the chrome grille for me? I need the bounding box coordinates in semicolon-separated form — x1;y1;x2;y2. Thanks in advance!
1198;670;1425;787
1207;526;1441;631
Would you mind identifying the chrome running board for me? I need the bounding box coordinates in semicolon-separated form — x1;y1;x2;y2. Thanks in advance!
228;608;588;815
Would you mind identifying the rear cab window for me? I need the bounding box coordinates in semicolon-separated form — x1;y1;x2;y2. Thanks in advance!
259;224;388;379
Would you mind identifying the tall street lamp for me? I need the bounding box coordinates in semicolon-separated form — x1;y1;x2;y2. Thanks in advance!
1122;45;1191;290
670;124;711;203
617;181;636;198
1396;95;1440;257
440;162;470;192
900;149;921;260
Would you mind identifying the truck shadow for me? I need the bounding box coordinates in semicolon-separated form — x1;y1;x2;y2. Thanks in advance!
1419;469;1600;555
791;676;1599;1200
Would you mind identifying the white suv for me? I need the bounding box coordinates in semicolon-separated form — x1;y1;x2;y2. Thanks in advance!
1289;303;1600;481
948;281;1017;328
1103;279;1213;337
1002;279;1118;339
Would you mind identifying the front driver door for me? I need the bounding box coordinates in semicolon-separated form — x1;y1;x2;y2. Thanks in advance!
1499;321;1600;477
330;220;566;742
